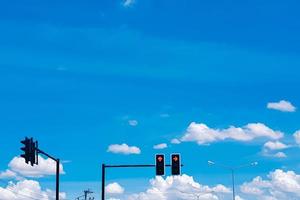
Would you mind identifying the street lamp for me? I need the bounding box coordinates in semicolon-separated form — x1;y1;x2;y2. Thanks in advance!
179;190;216;200
208;161;258;200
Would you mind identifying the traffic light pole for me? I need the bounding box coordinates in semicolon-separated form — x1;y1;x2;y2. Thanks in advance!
36;148;60;200
101;164;183;200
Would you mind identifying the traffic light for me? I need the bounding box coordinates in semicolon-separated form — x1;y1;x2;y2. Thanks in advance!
20;137;30;164
155;154;165;176
171;154;181;175
20;137;36;166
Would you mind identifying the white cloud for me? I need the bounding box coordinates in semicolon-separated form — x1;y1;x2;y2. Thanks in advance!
262;150;288;159
123;0;135;7
171;138;181;144
153;143;168;150
180;122;283;145
267;100;296;112
106;182;125;194
128;120;138;126
6;156;65;178
128;174;230;200
274;152;287;158
235;196;245;200
0;179;66;200
263;141;289;151
0;170;18;180
241;169;300;199
107;144;141;155
293;130;300;145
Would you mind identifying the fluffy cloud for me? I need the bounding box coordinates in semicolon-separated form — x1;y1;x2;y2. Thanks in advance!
0;170;18;180
274;152;287;158
128;174;230;200
106;182;125;194
0;179;66;200
0;156;65;179
293;130;300;145
263;141;289;151
240;169;300;199
267;100;296;112
171;138;181;144
123;0;135;7
6;156;65;178
153;143;168;150
107;144;141;155
235;196;245;200
178;122;283;145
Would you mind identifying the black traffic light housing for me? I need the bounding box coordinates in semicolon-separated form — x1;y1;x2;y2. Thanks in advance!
155;154;165;176
171;154;181;175
20;137;37;166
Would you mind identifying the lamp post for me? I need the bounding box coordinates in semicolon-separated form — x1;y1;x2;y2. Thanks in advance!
208;161;258;200
179;190;216;200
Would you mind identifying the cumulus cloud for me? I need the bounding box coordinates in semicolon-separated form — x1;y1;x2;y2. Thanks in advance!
178;122;283;145
240;169;300;199
293;130;300;145
274;152;287;158
128;174;230;200
171;138;181;144
153;143;168;150
263;141;289;151
106;182;125;194
0;170;18;180
0;156;65;179
267;100;296;112
235;196;245;200
0;179;66;200
107;144;141;155
6;156;65;178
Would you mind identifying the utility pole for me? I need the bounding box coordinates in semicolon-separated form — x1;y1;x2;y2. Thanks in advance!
84;189;94;200
75;189;94;200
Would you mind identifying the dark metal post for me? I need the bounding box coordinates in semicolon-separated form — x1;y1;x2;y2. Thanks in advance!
102;164;105;200
56;159;60;200
231;169;235;200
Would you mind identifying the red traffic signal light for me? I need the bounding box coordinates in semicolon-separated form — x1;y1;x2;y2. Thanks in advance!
155;154;165;176
171;154;181;175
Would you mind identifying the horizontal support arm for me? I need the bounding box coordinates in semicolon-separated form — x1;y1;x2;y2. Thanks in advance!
104;164;183;168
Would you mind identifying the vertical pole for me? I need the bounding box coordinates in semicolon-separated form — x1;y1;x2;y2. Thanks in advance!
231;169;235;200
102;164;105;200
84;190;87;200
56;159;60;200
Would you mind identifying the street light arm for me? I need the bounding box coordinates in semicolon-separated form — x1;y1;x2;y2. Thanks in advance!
233;162;258;170
208;161;233;170
208;161;258;171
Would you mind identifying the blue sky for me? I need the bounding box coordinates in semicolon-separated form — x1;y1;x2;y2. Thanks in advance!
1;0;300;199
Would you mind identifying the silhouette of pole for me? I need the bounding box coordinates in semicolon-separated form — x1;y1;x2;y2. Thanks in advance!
208;161;258;200
101;164;105;200
37;148;60;200
56;159;60;200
